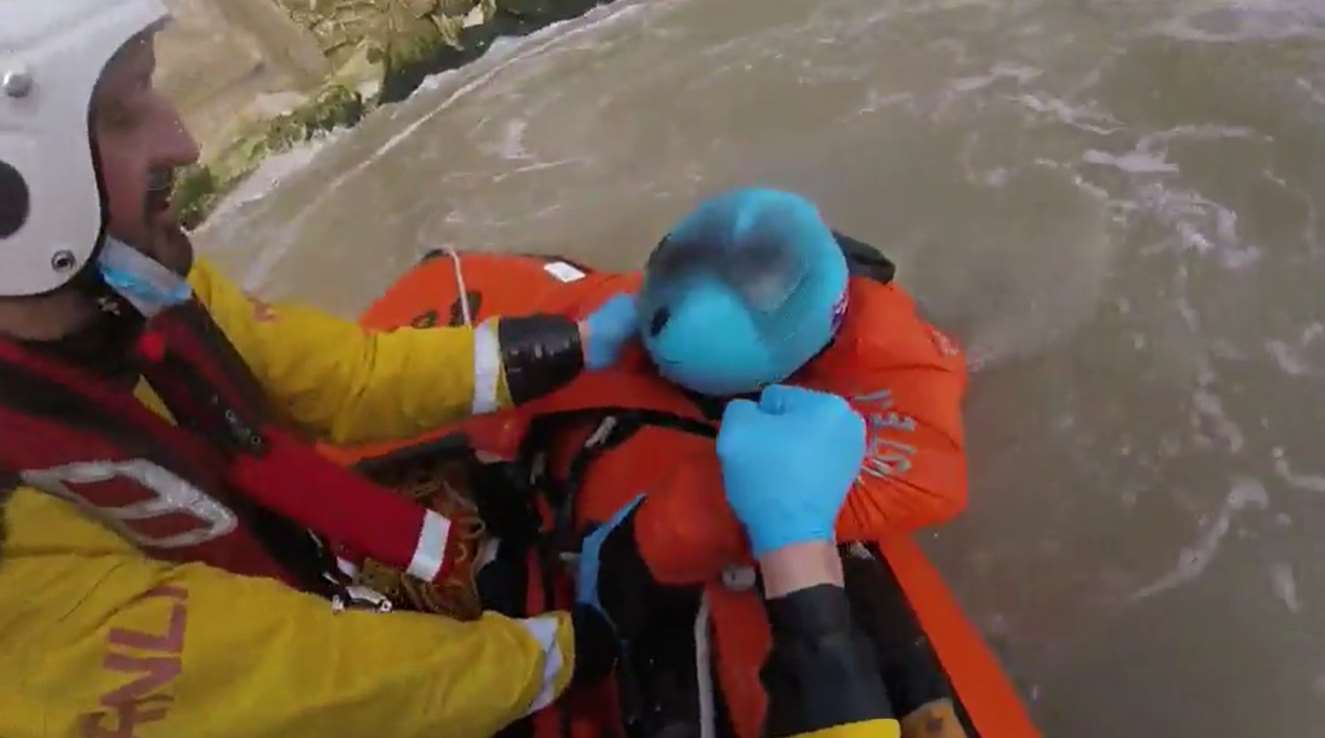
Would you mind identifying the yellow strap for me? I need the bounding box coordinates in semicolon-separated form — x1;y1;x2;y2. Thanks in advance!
795;718;902;738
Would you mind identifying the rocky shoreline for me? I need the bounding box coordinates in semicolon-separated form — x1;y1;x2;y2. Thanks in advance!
162;0;611;228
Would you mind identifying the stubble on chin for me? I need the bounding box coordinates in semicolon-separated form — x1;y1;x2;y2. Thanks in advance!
132;207;194;277
153;219;195;277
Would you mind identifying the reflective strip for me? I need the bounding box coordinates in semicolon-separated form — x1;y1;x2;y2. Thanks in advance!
21;459;236;548
519;615;565;715
335;557;361;578
344;585;394;613
406;510;451;582
472;320;501;414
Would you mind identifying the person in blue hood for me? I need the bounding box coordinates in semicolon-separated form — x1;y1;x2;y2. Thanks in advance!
639;188;851;398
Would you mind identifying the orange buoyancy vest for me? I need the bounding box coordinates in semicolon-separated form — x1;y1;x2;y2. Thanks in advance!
326;249;972;738
337;249;969;569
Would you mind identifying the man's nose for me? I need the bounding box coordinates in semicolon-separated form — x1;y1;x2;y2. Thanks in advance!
152;96;200;169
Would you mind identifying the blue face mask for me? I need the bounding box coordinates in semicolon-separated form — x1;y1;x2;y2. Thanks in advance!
96;237;192;318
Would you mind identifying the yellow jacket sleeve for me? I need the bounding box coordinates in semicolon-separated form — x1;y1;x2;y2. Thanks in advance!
188;260;516;446
0;488;575;738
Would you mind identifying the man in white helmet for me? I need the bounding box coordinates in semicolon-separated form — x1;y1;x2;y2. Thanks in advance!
0;2;649;735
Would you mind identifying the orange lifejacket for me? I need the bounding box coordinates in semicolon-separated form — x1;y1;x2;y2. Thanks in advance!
334;249;969;571
326;250;1036;738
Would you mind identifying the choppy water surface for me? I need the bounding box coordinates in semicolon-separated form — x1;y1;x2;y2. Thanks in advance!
195;1;1325;734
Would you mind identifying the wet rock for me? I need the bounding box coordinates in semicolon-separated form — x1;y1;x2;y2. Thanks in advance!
267;0;613;102
171;0;612;227
176;85;366;229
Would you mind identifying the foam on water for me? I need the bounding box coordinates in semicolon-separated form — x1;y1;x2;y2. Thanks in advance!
1192;389;1246;453
202;130;347;229
1270;562;1302;614
1272;448;1325;493
1156;2;1325;43
1083;148;1179;175
1131;477;1269;601
1131;184;1265;270
949;62;1043;93
1013;94;1121;136
1266;338;1313;376
850;91;916;117
1297;77;1325;108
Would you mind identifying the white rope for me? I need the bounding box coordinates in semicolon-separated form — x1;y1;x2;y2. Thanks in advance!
695;590;716;738
442;245;472;327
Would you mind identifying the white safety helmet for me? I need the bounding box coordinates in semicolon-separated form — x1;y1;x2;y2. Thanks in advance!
0;0;168;298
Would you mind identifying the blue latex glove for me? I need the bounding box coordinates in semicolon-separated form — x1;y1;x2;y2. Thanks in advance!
576;493;646;632
583;294;639;370
716;385;866;556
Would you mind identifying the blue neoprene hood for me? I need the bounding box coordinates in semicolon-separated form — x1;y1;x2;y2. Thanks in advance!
640;188;849;397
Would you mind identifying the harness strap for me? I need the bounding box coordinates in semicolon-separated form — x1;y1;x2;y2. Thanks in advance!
138;301;469;587
0;339;333;591
518;407;717;552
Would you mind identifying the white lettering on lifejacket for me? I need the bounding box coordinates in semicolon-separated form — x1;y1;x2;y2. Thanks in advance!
21;460;237;548
853;388;894;405
853;388;918;479
863;438;916;478
929;326;962;358
870;411;917;432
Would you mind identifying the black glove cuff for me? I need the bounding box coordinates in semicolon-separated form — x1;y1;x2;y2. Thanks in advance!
762;584;893;737
498;315;585;404
765;583;855;638
571;603;619;686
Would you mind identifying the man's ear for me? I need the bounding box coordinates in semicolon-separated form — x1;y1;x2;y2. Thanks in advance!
832;230;896;285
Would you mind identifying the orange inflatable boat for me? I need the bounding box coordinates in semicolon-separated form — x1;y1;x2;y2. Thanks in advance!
323;249;1040;738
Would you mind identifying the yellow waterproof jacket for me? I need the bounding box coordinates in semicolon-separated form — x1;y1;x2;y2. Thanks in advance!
0;261;574;738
